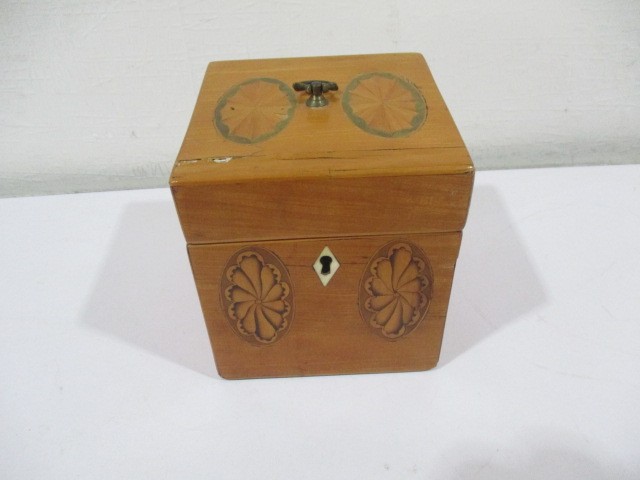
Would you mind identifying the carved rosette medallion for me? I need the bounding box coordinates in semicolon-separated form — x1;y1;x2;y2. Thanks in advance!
359;242;433;340
220;247;293;345
214;78;296;144
342;72;427;138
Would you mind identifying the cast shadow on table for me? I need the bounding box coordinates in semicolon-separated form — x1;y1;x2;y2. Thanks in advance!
82;199;217;377
430;431;631;479
439;185;547;365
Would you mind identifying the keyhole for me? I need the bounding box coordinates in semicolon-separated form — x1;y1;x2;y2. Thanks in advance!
319;256;333;275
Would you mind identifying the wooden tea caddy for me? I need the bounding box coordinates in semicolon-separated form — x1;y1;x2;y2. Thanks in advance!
170;53;474;379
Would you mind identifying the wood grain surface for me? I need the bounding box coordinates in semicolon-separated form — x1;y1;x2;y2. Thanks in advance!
171;53;474;244
173;170;473;244
173;54;469;166
173;53;473;378
188;232;461;379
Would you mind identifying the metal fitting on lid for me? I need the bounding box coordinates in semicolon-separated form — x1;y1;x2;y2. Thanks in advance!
293;80;338;108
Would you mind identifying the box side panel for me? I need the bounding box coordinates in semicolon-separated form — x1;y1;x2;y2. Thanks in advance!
188;232;462;379
174;171;473;244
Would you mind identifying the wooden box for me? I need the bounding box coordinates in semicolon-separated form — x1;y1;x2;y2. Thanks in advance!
170;53;474;379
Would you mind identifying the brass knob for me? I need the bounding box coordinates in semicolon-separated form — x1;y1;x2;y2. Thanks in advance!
293;80;338;108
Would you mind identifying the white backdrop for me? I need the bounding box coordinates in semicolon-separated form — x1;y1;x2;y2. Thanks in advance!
1;0;639;197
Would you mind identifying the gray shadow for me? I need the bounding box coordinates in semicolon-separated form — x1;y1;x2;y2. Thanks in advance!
82;198;217;377
431;432;633;479
440;185;547;364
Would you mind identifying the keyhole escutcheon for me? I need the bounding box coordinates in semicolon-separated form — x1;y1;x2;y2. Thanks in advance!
319;256;333;275
313;246;341;286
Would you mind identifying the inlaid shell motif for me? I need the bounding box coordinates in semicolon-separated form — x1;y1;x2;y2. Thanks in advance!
359;242;433;339
221;247;293;345
342;72;427;138
214;78;296;144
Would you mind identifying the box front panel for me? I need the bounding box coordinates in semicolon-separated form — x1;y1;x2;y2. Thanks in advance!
173;171;473;244
188;232;461;379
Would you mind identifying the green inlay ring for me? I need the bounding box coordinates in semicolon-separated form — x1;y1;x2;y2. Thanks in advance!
342;72;427;138
214;77;297;144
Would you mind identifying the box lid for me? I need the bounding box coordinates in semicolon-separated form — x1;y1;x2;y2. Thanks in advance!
171;53;473;244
